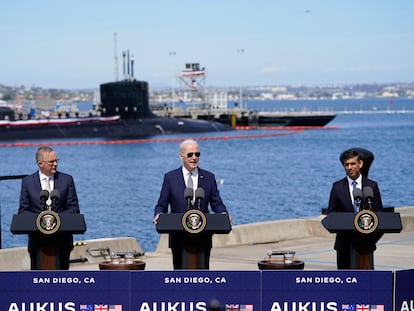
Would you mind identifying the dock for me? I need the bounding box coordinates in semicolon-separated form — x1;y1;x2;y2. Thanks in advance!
1;206;413;271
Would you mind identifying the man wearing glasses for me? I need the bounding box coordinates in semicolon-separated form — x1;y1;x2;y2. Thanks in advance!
153;139;230;269
19;146;80;270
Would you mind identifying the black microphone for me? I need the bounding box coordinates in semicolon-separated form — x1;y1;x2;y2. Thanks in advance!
194;187;205;210
363;186;374;210
184;187;193;209
39;190;49;209
353;188;363;211
50;189;60;210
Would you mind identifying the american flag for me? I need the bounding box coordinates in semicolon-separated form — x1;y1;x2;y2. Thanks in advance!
342;304;356;311
225;304;239;311
109;306;122;311
94;305;108;311
356;305;370;311
80;305;94;311
370;305;384;311
240;304;253;311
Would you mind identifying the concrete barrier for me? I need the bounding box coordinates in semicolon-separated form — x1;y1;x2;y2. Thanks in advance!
0;236;144;270
155;206;414;252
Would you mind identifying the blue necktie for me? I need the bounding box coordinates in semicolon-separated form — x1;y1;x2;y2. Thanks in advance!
352;180;358;212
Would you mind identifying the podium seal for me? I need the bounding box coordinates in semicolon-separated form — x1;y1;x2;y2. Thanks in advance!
182;209;207;234
354;209;379;234
36;210;61;235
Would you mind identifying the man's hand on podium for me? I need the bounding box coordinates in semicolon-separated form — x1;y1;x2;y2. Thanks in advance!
153;214;160;225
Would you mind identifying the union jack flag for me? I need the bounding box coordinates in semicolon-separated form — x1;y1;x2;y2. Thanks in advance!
225;304;239;311
94;305;108;311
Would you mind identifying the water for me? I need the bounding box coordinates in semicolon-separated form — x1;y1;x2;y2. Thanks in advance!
1;98;413;252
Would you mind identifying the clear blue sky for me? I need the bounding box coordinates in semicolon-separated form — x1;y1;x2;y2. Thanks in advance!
1;0;413;89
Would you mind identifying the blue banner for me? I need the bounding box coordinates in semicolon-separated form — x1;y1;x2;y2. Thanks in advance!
0;270;406;311
262;271;392;311
130;271;261;311
395;269;414;311
0;271;130;311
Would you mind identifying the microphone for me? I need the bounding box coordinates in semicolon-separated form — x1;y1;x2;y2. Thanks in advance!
50;189;60;210
363;186;374;210
184;187;193;209
40;190;49;209
194;187;205;210
353;188;363;211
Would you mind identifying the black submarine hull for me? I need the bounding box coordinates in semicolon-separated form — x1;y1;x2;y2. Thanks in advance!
0;117;231;141
0;80;233;142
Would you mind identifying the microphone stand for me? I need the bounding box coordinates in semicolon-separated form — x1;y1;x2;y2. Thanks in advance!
365;198;373;210
356;198;362;211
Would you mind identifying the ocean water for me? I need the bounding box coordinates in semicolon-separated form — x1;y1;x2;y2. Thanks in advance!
1;98;413;252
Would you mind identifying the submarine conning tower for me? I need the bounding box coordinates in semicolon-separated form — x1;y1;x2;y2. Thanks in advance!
99;80;156;120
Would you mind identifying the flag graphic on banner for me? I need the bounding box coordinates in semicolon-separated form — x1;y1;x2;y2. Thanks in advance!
109;305;122;311
94;305;108;311
80;305;94;311
356;305;370;311
225;304;239;311
342;304;356;311
370;305;384;311
240;304;253;311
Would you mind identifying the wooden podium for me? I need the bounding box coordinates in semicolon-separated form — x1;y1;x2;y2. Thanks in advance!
156;211;231;269
11;213;86;270
322;211;402;269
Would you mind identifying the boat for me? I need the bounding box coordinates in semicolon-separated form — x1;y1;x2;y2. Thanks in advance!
151;62;336;127
0;83;232;142
0;80;233;142
255;110;336;127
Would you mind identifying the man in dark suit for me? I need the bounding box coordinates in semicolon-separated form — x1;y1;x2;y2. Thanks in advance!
327;148;383;269
153;139;230;269
19;146;80;270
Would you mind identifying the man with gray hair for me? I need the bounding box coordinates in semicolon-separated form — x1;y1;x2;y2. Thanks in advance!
154;139;230;269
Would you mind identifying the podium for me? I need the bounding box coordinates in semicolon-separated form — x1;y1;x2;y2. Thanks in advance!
156;211;231;269
322;211;402;269
11;213;86;270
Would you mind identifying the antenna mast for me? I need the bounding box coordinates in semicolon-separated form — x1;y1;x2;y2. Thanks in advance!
114;32;119;81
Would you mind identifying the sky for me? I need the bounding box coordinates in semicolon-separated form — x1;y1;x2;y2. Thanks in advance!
1;0;414;89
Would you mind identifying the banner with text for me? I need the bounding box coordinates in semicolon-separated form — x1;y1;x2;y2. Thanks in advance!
0;270;406;311
262;270;392;311
130;271;261;311
395;269;414;311
0;271;130;311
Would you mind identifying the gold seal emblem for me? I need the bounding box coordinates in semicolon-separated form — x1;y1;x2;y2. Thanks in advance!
182;209;207;234
36;210;61;235
354;209;379;234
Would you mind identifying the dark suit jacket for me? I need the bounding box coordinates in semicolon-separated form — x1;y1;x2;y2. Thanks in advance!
154;167;228;248
19;171;80;251
327;175;383;250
